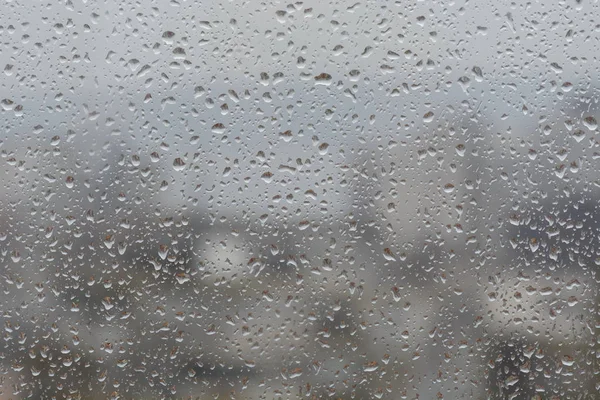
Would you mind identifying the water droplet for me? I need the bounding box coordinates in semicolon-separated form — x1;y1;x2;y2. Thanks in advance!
383;248;396;261
318;143;329;155
173;158;186;171
583;116;597;131
314;73;332;85
572;129;586;142
529;238;539;252
261;171;273;183
423;111;434;123
363;361;378;372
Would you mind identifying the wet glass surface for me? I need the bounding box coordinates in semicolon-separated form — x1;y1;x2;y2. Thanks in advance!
0;1;599;399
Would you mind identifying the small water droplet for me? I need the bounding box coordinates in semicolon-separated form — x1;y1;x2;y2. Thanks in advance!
173;158;186;171
583;116;597;131
261;171;273;183
318;142;329;155
423;111;434;123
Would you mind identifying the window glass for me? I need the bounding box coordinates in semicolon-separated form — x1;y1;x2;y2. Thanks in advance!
1;1;598;399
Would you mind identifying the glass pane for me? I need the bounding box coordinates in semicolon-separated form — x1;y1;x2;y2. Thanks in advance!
1;1;598;399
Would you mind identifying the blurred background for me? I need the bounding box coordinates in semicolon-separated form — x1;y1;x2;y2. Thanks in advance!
0;0;598;398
